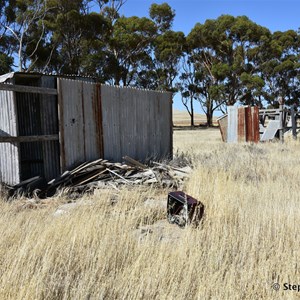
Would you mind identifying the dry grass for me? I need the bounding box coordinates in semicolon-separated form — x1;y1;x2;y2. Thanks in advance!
1;128;300;299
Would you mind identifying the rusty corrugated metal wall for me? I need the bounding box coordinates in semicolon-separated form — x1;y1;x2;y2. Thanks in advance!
57;79;172;171
225;106;259;143
0;74;173;184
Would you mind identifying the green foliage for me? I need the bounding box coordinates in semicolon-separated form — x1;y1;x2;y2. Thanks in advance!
0;1;298;125
149;2;175;33
0;53;13;73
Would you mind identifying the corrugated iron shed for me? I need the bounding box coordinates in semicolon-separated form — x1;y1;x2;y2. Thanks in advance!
0;72;173;185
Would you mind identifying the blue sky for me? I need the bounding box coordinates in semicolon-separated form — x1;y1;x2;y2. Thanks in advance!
119;0;299;34
118;0;300;113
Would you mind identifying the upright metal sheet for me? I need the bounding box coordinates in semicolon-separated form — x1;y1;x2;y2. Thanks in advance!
101;85;122;161
120;87;138;160
58;78;85;171
40;76;60;180
158;92;173;158
0;89;20;185
251;106;260;143
238;107;246;142
82;82;102;161
101;86;172;162
57;78;103;171
245;106;253;142
227;106;238;143
261;120;280;141
217;115;228;142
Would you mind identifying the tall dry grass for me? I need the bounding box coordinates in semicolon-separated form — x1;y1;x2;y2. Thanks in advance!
1;129;300;299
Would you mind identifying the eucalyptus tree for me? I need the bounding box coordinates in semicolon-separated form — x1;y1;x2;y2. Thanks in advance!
0;0;15;72
259;29;300;107
0;0;52;71
37;0;110;75
103;15;156;86
185;15;269;124
176;57;201;126
178;54;226;126
135;3;185;92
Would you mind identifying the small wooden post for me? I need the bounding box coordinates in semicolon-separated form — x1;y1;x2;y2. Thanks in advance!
278;97;284;143
291;108;297;140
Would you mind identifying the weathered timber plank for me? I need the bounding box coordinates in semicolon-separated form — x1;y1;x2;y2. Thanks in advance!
0;83;57;95
0;135;59;143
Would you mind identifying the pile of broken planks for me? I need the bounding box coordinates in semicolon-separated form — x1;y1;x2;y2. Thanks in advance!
5;156;192;199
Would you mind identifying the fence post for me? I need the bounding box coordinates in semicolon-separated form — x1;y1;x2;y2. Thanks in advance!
291;108;297;140
278;97;284;143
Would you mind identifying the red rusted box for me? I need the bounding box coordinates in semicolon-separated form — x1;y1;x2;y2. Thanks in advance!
167;191;204;227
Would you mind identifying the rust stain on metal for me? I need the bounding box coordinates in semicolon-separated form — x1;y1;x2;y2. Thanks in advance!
245;106;253;142
252;106;260;143
238;107;245;142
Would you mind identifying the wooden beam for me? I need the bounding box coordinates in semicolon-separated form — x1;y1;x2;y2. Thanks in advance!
0;83;57;95
291;109;297;140
0;134;59;143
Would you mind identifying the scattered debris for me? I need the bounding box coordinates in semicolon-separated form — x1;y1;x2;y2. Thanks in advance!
5;156;193;199
219;101;300;143
167;191;204;227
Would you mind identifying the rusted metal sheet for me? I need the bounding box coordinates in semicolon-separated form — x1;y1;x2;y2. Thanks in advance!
245;106;253;142
1;73;172;185
238;107;246;142
245;106;259;143
251;106;260;143
0;89;20;185
220;105;260;143
82;82;103;161
57;78;103;171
